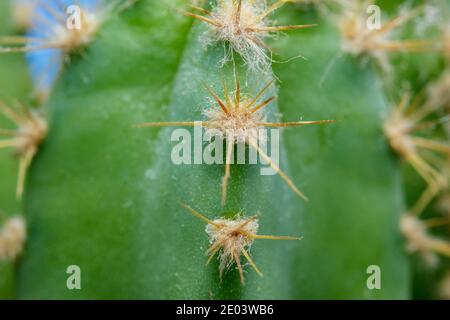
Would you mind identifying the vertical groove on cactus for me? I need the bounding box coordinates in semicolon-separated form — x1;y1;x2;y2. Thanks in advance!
16;0;198;299
270;6;410;299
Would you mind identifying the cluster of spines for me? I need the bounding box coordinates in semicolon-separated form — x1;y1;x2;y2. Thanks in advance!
181;204;300;283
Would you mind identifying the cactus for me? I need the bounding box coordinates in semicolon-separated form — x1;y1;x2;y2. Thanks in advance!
0;0;32;299
0;0;449;300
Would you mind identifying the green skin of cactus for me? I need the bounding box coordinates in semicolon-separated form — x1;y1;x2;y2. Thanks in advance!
271;6;410;299
2;0;415;298
0;1;32;299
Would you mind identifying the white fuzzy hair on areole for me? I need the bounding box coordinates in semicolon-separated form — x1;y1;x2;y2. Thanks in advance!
202;101;267;144
205;0;272;72
427;70;450;108
205;216;259;275
400;214;438;267
0;216;26;261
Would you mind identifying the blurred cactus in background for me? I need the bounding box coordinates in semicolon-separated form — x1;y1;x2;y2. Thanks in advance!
0;0;449;299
